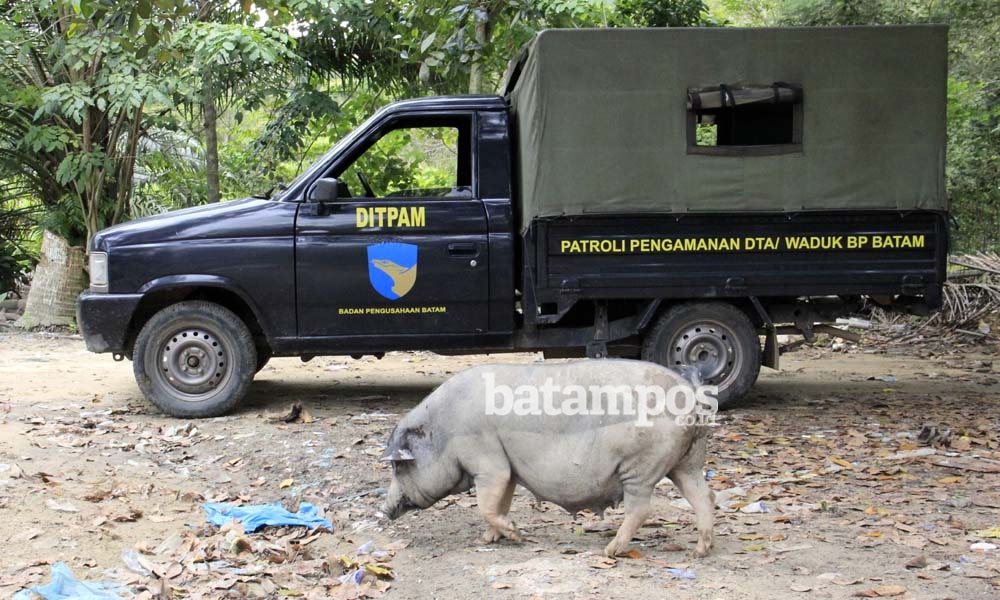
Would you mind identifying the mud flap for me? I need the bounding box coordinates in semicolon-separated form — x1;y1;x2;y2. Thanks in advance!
763;326;779;370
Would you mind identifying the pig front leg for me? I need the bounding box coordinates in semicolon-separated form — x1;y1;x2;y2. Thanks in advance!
605;487;653;558
476;475;522;544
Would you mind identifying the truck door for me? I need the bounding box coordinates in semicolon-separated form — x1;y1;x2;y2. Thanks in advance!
295;113;490;337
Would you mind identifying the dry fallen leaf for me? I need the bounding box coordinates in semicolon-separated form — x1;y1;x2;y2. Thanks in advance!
280;478;294;489
855;584;907;597
588;556;617;569
831;457;854;468
384;540;411;552
269;403;302;423
163;562;183;579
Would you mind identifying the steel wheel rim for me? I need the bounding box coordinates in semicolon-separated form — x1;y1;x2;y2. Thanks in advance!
667;319;742;388
154;327;233;401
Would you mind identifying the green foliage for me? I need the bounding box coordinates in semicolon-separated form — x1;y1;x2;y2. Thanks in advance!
0;176;41;289
946;77;1000;252
0;0;192;246
778;0;913;25
710;0;781;26
348;127;458;196
695;123;718;146
0;238;38;294
616;0;717;27
3;0;999;259
396;1;609;94
167;20;297;118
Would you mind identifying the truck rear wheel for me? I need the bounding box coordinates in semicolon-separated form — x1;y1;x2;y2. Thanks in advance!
132;301;256;418
642;302;761;408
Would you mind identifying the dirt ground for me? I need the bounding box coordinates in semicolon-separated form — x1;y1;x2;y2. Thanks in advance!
1;330;998;600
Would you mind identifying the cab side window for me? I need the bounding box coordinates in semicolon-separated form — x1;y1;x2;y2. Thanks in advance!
339;116;473;199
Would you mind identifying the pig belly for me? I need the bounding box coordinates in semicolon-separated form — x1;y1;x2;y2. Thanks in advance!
499;430;629;513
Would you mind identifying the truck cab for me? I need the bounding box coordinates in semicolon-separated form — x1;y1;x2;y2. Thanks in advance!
78;96;519;418
286;96;517;352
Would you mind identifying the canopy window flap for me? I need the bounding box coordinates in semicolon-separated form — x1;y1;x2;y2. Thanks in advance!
688;83;802;111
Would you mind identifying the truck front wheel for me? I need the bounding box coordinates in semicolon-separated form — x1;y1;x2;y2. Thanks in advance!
132;301;256;418
642;302;761;408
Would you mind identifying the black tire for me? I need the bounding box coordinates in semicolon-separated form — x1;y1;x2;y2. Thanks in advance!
642;302;761;408
132;301;256;418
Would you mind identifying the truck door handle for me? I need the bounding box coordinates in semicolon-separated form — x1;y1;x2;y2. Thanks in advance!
447;242;479;256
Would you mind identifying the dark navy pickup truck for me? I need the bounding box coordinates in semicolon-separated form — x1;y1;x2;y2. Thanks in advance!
77;28;949;417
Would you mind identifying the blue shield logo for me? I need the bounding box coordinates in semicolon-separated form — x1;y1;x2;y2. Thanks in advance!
367;243;418;300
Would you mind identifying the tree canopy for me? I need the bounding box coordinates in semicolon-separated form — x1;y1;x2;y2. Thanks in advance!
2;0;1000;311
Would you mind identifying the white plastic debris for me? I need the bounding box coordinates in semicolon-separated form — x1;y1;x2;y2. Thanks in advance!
740;501;770;514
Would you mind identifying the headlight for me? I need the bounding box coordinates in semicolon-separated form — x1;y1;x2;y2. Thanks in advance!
89;252;108;292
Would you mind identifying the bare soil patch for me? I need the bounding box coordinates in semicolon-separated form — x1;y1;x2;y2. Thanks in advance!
1;331;998;599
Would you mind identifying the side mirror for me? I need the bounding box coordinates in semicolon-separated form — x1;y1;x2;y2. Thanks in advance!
309;177;341;202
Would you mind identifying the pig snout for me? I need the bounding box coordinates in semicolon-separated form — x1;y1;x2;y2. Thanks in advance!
381;477;415;520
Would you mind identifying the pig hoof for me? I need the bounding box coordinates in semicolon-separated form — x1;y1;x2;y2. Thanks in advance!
692;543;712;558
604;540;627;558
479;528;503;544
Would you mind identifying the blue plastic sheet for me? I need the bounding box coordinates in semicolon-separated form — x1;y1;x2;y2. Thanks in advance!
13;562;129;600
202;501;333;533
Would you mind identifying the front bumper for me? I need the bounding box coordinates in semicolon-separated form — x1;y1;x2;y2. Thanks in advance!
76;291;143;354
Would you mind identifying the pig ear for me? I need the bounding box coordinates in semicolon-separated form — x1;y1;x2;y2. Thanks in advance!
380;446;415;462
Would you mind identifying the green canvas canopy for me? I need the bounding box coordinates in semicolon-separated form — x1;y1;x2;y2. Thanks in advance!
504;26;948;232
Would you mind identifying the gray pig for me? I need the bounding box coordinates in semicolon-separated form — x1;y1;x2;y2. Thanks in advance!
380;360;715;558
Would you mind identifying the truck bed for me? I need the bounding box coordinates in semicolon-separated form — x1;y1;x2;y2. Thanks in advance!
525;210;947;312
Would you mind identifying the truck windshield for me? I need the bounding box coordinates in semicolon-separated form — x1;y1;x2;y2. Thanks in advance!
272;105;391;202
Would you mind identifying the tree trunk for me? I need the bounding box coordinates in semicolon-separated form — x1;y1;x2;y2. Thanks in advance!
469;7;491;94
16;230;86;329
203;71;220;204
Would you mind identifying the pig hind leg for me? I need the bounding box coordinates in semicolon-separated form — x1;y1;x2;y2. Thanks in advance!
476;475;522;543
604;485;653;558
666;437;715;557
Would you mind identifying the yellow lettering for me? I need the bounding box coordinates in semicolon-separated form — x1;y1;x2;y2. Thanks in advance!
355;206;426;228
